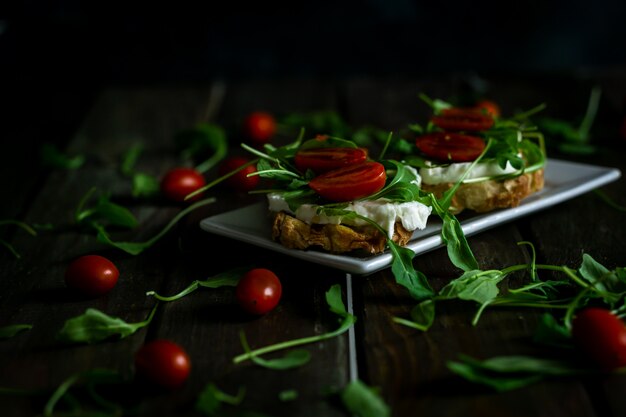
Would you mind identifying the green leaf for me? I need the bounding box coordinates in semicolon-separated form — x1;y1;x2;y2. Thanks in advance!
57;305;157;344
132;173;160;198
532;313;573;348
439;270;505;304
393;299;436;331
95;197;216;255
579;253;611;290
40;143;85;170
340;379;390;417
176;123;228;174
232;284;356;364
75;191;138;229
388;241;434;302
0;324;32;339
440;214;478;272
43;369;123;417
196;383;246;416
240;331;311;370
147;268;245;302
278;390;298;402
120;144;143;176
447;353;594;392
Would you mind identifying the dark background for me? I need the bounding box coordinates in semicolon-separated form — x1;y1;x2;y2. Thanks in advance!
2;1;626;157
3;1;626;85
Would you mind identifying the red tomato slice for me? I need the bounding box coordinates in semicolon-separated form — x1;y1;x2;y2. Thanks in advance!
415;132;486;162
294;147;367;174
308;161;386;202
431;108;494;131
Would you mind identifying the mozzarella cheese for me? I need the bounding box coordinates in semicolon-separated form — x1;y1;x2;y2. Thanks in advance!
267;193;432;238
419;160;518;185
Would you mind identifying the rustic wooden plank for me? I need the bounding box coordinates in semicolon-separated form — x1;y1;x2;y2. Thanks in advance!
135;78;353;417
0;84;221;415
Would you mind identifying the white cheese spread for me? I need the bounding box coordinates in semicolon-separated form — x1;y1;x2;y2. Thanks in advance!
267;193;432;238
419;160;518;185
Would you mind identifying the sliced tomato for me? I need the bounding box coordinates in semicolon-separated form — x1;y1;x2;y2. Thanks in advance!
294;147;367;174
431;108;494;131
308;161;386;202
415;132;486;162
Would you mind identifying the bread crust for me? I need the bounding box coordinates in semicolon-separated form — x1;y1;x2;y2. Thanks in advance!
269;169;544;254
421;169;544;214
271;211;413;255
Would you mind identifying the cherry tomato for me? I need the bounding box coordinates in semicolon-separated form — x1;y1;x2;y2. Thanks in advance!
160;167;206;202
244;111;277;144
218;156;260;192
431;108;494;131
308;161;386;202
415;132;486;163
236;268;282;315
474;99;501;118
294;147;367;174
65;255;119;297
572;307;626;371
135;339;191;389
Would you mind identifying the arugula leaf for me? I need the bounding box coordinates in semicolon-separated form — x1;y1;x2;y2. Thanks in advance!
176;123;228;173
120;144;143;176
43;369;124;417
40;143;85;170
57;304;157;344
447;353;595;392
389;241;434;301
532;313;573;349
0;220;37;259
147;268;246;301
439;270;505;304
278;390;298;401
340;379;390;417
393;299;435;331
440;213;478;272
239;331;311;370
132;172;160;198
196;383;246;416
95;197;216;255
75;188;138;229
0;324;32;339
232;284;356;364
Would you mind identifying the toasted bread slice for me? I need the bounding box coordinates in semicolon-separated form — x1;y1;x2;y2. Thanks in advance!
271;211;413;255
421;169;544;214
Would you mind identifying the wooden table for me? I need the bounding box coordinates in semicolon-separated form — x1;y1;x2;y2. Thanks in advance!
2;72;626;417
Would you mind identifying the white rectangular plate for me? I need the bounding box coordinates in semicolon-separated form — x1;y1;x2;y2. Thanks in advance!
200;159;621;275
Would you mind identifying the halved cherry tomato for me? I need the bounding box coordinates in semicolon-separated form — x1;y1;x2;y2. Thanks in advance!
474;99;501;118
160;167;206;202
572;307;626;371
218;156;260;191
244;111;276;144
415;132;486;163
309;161;386;202
294;147;367;174
65;255;119;297
135;339;191;389
236;268;282;315
431;108;494;131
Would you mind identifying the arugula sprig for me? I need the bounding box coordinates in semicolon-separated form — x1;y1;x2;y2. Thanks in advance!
394;243;626;331
232;284;356;364
74;187;216;255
